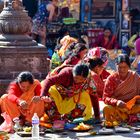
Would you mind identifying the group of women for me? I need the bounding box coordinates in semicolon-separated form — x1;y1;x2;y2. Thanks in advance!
0;33;140;129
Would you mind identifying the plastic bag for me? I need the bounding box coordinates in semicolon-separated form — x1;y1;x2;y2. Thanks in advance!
0;112;13;132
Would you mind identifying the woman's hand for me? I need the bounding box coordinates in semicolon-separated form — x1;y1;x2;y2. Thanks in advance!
31;96;41;103
117;100;126;108
41;96;52;103
18;100;28;109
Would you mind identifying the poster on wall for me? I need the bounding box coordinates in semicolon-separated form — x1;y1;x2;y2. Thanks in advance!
122;0;129;11
120;31;130;47
121;15;129;29
80;0;91;22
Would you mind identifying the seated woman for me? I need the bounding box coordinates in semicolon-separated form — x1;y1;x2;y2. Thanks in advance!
86;47;110;80
51;35;78;70
63;43;88;66
93;27;120;50
49;43;87;77
103;54;140;123
88;57;105;98
0;71;44;124
41;63;99;122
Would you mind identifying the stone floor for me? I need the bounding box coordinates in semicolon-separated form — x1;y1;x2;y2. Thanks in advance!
9;101;140;140
9;130;140;140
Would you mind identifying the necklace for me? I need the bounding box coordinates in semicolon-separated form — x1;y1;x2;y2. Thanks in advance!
73;91;82;103
72;79;88;103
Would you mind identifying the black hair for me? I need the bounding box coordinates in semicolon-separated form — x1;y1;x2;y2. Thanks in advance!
116;54;130;67
16;71;34;84
72;63;89;78
78;37;86;44
74;43;87;56
103;27;112;33
88;57;104;70
63;43;87;63
58;28;69;38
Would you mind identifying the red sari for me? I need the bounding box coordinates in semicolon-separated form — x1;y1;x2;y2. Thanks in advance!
103;71;140;122
93;34;120;50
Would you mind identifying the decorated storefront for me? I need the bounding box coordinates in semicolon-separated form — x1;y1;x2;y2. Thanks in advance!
80;0;140;48
37;0;140;50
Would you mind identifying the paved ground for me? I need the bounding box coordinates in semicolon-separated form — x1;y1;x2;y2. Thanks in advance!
10;130;140;140
9;101;140;140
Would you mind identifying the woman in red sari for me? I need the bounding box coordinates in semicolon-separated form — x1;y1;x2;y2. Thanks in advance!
88;57;105;98
93;27;120;70
87;47;110;80
93;27;120;50
63;43;88;65
103;54;140;123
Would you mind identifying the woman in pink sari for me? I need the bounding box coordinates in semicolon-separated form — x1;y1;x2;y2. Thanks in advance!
103;54;140;123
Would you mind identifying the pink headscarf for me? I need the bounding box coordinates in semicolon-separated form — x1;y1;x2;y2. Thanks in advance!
86;47;108;66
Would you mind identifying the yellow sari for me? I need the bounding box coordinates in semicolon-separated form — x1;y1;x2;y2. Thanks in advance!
48;85;93;120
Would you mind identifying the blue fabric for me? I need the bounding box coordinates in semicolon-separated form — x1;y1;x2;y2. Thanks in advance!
33;1;49;24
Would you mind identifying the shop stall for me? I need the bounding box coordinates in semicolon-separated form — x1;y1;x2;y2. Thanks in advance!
46;0;82;53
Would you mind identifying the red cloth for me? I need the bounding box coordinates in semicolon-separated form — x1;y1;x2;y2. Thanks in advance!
91;71;104;98
103;71;140;106
41;67;73;96
103;74;121;106
93;34;120;50
101;69;110;80
7;81;41;103
64;56;80;65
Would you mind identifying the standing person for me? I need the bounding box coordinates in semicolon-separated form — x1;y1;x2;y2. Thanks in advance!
103;54;140;123
0;71;44;125
41;63;99;122
31;0;58;45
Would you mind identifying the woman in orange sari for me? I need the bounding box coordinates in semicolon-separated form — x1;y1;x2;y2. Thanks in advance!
0;71;45;125
103;54;140;123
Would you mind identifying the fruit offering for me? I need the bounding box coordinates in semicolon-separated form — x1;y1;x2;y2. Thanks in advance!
103;121;119;127
23;127;32;132
73;122;92;130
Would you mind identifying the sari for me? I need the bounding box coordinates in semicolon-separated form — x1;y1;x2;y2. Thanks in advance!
51;35;77;70
1;80;45;122
103;71;140;122
42;72;97;121
48;85;93;121
91;71;104;98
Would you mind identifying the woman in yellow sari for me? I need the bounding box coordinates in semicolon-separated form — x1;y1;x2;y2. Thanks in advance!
103;54;140;123
41;63;98;122
0;71;44;125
